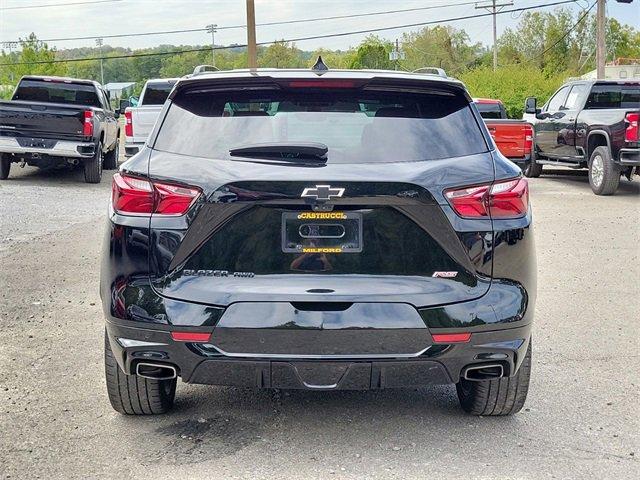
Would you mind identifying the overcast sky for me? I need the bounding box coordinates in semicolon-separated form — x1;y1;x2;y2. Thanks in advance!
0;0;638;53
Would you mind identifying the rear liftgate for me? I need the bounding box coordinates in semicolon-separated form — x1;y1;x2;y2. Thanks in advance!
151;181;492;389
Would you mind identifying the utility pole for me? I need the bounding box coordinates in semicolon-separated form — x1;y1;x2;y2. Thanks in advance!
206;24;217;67
475;0;513;71
95;37;104;85
389;39;405;70
2;41;18;82
596;0;606;79
246;0;257;69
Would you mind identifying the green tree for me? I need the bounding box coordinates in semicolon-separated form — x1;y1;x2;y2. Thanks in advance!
348;36;393;70
260;41;304;68
402;26;484;73
0;33;66;93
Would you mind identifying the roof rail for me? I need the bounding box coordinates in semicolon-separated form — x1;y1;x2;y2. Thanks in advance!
412;67;448;78
192;64;220;75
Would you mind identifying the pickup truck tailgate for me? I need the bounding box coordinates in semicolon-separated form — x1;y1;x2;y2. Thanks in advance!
129;106;163;143
484;119;533;161
0;101;85;139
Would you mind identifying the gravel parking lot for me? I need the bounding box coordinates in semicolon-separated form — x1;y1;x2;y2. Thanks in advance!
0;162;638;480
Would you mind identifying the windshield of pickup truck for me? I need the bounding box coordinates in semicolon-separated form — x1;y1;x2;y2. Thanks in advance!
153;87;487;163
12;79;101;107
141;81;176;105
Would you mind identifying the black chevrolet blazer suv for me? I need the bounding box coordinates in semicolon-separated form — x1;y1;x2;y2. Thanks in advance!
100;66;536;416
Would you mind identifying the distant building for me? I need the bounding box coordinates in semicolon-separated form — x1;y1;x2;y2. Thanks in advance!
104;82;136;102
581;59;640;80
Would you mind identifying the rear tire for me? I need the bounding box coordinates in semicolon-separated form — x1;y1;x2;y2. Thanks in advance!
104;332;176;415
456;341;532;416
0;154;10;180
523;157;542;178
84;142;103;183
103;137;119;170
589;146;620;195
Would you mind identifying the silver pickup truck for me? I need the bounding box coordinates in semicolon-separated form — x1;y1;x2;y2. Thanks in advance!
124;78;177;157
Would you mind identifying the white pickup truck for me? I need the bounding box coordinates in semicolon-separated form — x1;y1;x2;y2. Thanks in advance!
124;78;178;157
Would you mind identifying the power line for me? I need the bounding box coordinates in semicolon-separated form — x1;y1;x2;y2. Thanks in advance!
0;0;122;10
1;0;524;44
0;0;581;67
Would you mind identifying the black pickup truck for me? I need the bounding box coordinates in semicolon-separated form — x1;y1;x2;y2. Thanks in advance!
0;75;121;183
525;80;639;195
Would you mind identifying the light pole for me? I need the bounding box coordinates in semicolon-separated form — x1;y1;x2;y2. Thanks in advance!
95;37;104;84
206;24;218;67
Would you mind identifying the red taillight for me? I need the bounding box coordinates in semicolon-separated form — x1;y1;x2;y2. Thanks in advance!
625;112;639;142
154;182;202;215
524;124;533;153
444;177;529;219
432;332;471;343
287;80;357;88
83;110;94;137
171;331;211;342
111;173;200;216
124;109;133;137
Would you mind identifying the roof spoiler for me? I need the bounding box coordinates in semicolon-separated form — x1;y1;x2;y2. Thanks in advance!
412;67;448;78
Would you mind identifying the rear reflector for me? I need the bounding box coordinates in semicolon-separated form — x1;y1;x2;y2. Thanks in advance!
83;110;94;137
171;331;211;342
444;177;529;219
625;112;638;142
124;109;133;137
432;332;472;343
111;173;201;216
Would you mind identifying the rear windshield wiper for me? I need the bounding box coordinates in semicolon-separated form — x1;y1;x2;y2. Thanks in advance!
229;142;328;164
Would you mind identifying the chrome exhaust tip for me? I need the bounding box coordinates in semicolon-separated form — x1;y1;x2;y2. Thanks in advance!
462;363;504;381
135;362;177;381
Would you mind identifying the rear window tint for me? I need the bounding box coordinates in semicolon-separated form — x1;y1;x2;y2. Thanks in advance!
12;80;100;107
154;87;487;163
585;84;640;109
141;82;176;105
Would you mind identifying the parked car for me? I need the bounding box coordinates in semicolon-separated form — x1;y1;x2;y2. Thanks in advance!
474;98;535;175
0;75;120;183
124;78;178;157
525;79;639;195
102;66;535;416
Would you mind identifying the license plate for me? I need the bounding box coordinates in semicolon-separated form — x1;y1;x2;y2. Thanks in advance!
282;211;363;253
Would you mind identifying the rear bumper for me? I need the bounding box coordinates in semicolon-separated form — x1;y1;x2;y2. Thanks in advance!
0;136;95;158
618;148;640;166
105;320;532;390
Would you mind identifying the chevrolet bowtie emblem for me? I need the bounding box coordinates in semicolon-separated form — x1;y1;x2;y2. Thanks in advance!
301;185;345;201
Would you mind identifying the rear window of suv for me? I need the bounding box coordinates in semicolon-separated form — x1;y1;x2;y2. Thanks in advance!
12;79;101;107
153;85;488;163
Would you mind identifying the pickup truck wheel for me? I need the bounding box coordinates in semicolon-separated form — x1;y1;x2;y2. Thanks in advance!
456;340;531;416
84;142;103;183
104;332;176;415
0;154;10;180
523;158;542;178
589;146;620;195
103;138;119;170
